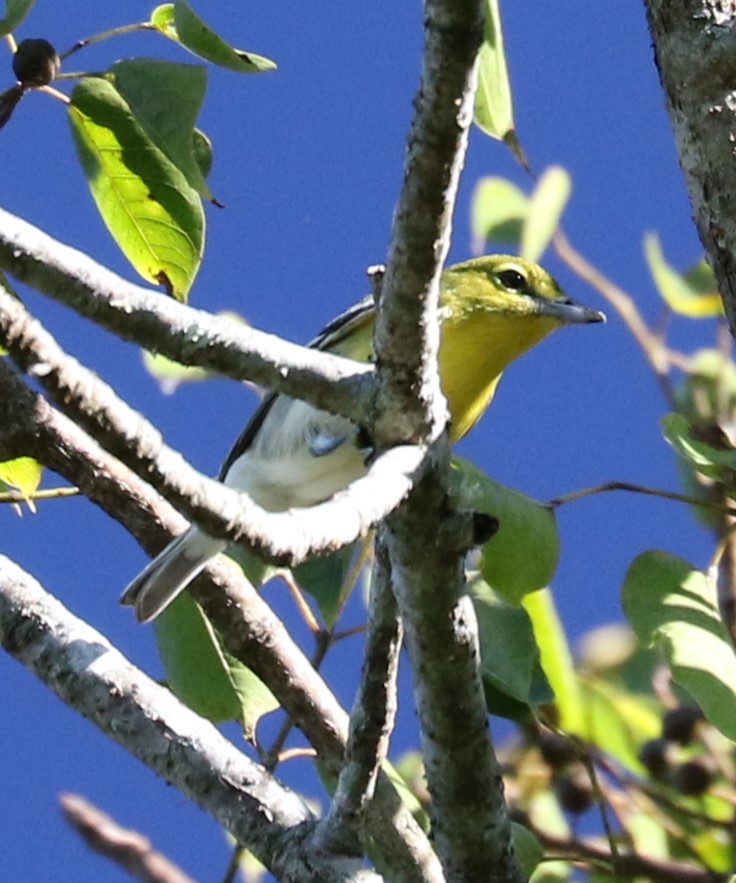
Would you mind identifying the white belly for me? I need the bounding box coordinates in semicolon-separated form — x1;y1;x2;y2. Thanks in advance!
223;396;369;511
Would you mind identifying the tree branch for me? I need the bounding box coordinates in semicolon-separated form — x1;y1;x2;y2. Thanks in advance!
0;556;380;883
60;793;196;883
314;542;403;855
0;283;426;566
0;362;443;883
643;1;736;336
369;0;523;879
0;205;372;424
537;828;728;883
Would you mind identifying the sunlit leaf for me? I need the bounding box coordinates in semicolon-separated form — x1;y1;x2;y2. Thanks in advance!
0;456;42;506
150;1;276;72
520;166;571;263
142;350;209;393
143;310;248;392
69;76;204;301
622;550;736;743
578;675;661;772
529;865;571;883
110;59;214;201
627;809;669;861
644;233;723;318
150;3;177;35
0;0;34;36
154;592;277;738
449;456;559;603
470;176;527;254
528;790;570;882
235;850;267;883
474;0;514;141
691;827;734;874
523;588;585;734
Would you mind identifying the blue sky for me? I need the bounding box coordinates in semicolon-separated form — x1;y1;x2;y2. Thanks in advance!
0;3;716;880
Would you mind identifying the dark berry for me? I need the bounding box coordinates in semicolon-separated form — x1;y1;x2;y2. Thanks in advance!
538;732;577;770
662;705;704;745
12;39;60;87
670;759;713;796
554;765;594;814
638;738;673;779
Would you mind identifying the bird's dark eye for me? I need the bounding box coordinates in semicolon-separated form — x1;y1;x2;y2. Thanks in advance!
498;268;527;291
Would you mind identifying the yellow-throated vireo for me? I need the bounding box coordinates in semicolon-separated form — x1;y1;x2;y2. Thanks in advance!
122;255;604;621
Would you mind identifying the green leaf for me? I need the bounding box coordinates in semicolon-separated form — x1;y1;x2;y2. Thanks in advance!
110;59;214;201
150;1;276;72
469;574;552;712
150;2;177;35
0;0;34;36
474;0;514;141
0;456;42;502
684;258;717;295
512;823;543;879
523;588;585;734
449;456;559;603
627;808;669;860
220;642;279;743
691;828;735;874
470;176;527;253
529;866;571;883
225;543;281;590
578;676;661;772
192;128;213;180
622;550;736;743
661;412;736;480
142;349;209;393
69;76;204;301
520;166;571;263
644;233;723;318
292;544;358;628
143;310;248;392
154;592;277;737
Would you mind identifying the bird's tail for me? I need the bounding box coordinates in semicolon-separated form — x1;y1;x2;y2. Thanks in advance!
120;527;226;623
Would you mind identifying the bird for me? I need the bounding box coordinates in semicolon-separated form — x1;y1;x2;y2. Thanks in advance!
121;255;604;622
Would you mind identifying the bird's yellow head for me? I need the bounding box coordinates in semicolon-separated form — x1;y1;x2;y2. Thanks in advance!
438;255;604;439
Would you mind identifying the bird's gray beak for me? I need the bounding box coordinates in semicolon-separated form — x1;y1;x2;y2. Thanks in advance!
541;299;606;325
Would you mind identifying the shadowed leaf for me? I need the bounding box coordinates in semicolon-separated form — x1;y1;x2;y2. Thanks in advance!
150;1;276;72
0;0;34;36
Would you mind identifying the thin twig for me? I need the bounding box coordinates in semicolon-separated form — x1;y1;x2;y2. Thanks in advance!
0;206;373;426
0;486;80;504
313;541;403;855
553;229;684;406
60;22;156;61
60;793;196;883
535;827;727;883
38;84;70;103
0;364;438;883
1;557;382;883
549;479;736;517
